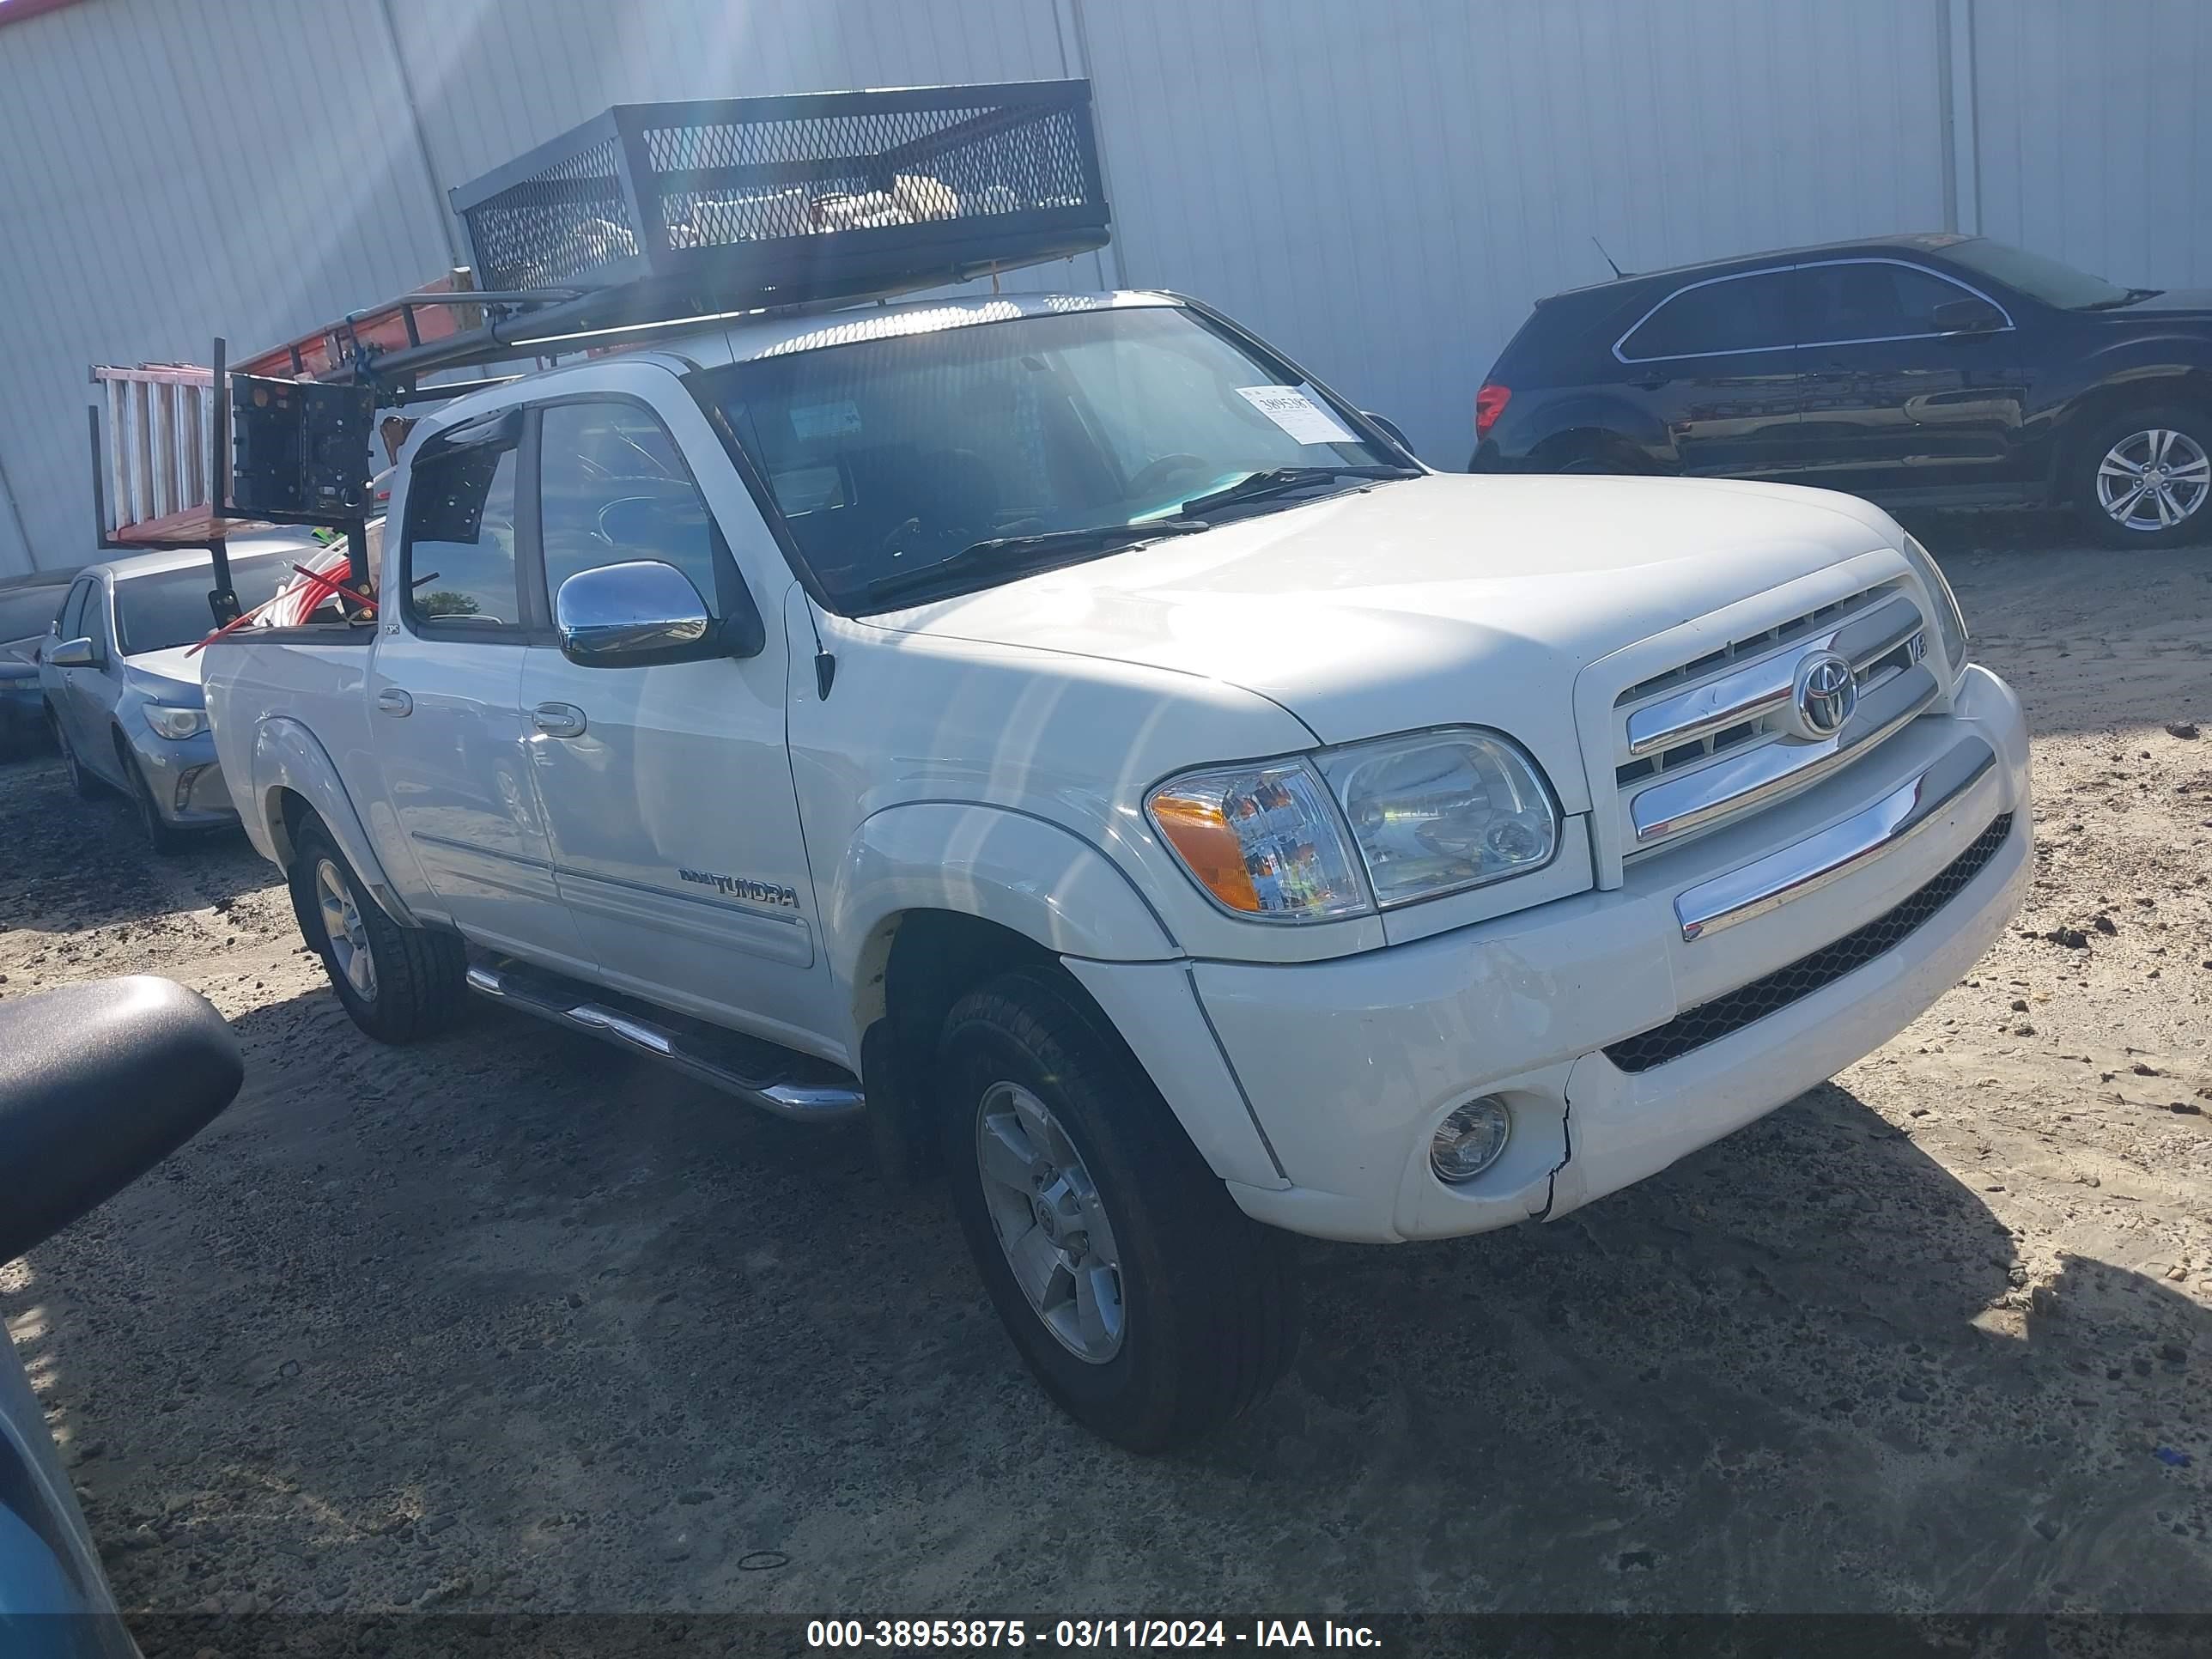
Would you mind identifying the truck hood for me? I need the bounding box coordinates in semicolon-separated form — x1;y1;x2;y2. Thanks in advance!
121;646;207;702
872;473;1906;808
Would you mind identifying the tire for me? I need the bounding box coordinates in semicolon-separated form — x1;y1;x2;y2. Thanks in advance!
53;714;100;799
288;813;467;1043
118;740;186;857
938;966;1299;1451
2071;404;2212;549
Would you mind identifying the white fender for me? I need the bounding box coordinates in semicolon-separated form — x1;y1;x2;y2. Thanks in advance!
830;804;1286;1188
830;802;1178;983
249;717;423;927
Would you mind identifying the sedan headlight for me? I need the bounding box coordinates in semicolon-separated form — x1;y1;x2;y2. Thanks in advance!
1899;534;1968;680
144;703;209;740
1146;727;1559;921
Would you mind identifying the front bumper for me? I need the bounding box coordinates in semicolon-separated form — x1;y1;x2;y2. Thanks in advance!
125;725;235;828
1172;665;2030;1243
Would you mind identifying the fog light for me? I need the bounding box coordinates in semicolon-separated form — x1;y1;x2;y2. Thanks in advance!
1431;1095;1511;1184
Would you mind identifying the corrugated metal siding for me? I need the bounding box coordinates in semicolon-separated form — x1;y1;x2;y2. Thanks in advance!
1079;0;1948;468
0;0;2202;574
1971;0;2212;287
0;0;454;575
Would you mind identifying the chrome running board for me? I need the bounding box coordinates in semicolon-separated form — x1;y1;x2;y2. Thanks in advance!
464;962;864;1122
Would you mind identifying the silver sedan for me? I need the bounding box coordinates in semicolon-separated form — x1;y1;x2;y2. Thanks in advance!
38;541;310;853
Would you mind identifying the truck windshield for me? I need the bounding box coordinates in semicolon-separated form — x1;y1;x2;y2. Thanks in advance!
687;304;1401;611
113;556;292;654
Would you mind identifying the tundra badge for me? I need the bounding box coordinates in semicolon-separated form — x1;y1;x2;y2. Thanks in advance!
678;869;800;908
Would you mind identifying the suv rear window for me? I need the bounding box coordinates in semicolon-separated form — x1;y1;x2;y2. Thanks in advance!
1620;271;1796;361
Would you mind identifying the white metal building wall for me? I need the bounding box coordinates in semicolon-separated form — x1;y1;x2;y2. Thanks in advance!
0;0;2205;575
1969;0;2212;291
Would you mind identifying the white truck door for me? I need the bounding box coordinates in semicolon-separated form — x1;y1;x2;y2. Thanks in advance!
373;410;596;975
517;388;836;1058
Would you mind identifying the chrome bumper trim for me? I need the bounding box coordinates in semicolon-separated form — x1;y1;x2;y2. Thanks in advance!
1674;737;1997;941
1630;662;1940;846
1625;591;1923;757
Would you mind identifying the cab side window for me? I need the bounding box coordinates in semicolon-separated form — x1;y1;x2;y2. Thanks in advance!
537;402;730;617
1620;270;1796;361
400;423;523;630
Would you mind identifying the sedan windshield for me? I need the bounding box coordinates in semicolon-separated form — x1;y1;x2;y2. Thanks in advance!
113;556;293;655
688;304;1402;610
1941;238;2142;311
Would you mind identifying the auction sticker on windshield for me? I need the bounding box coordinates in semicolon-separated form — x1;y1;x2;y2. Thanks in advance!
1237;385;1357;445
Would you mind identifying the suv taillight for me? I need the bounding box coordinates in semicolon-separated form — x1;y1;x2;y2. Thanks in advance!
1474;383;1511;441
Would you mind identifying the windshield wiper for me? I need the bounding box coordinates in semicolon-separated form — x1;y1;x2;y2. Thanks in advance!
2076;286;2163;311
1180;464;1420;518
857;520;1209;608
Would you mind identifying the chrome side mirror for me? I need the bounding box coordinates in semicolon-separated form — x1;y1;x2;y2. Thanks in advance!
555;561;723;668
46;636;97;669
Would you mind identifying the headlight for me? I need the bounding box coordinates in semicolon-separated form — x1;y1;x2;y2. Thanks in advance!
1146;727;1560;921
1899;534;1968;679
1316;728;1558;907
1146;763;1370;921
144;703;208;740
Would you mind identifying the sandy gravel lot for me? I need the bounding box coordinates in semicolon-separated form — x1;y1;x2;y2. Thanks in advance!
3;520;2209;1629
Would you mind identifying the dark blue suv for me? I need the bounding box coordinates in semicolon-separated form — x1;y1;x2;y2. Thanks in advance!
1470;234;2212;548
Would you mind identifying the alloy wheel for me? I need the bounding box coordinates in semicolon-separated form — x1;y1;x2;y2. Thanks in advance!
314;857;379;1000
974;1080;1127;1364
2097;428;2210;532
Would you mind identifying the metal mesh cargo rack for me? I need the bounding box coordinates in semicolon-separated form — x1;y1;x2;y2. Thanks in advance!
447;80;1109;331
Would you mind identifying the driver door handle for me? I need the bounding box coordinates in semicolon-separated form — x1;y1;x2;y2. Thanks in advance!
375;687;412;717
532;702;586;738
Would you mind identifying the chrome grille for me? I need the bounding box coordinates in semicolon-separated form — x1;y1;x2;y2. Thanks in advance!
1612;585;1931;857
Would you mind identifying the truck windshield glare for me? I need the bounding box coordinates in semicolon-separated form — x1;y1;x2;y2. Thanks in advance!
687;306;1398;611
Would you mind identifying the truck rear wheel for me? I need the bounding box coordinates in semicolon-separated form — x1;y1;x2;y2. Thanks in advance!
289;815;466;1043
938;966;1299;1451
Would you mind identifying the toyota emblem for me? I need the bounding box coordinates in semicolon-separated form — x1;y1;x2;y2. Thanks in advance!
1790;650;1857;739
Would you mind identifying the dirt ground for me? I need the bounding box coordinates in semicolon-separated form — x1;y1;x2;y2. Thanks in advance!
3;520;2209;1624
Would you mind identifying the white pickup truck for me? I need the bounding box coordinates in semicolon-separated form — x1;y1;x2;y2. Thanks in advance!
204;289;2031;1449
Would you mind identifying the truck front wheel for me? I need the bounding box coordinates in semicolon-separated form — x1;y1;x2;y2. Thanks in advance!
288;814;466;1043
938;966;1300;1450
